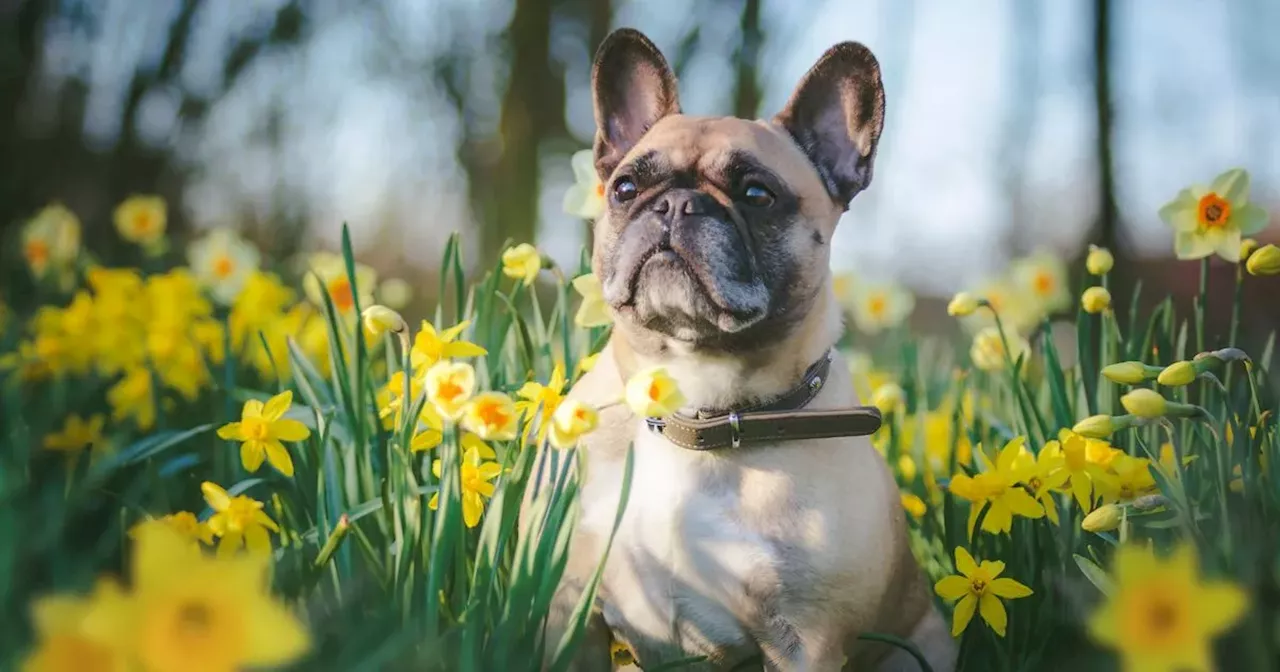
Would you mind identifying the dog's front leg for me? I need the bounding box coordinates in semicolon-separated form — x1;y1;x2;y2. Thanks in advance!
542;574;613;672
756;623;848;672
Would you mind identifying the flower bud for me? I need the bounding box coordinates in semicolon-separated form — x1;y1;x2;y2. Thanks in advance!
1157;361;1197;387
1086;245;1114;275
1073;414;1117;438
1121;388;1168;419
1246;244;1280;276
362;305;407;338
1082;504;1123;533
871;383;905;415
1081;286;1111;314
947;292;980;317
1101;361;1160;385
1240;238;1260;262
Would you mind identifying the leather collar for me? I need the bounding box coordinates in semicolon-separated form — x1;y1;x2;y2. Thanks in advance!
644;352;883;451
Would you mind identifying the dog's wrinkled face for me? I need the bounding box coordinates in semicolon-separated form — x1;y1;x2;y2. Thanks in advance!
589;29;885;351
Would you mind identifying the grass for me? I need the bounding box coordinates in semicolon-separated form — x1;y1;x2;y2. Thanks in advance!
3;210;1279;671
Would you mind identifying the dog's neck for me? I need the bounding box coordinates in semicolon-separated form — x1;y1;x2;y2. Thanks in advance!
609;284;842;414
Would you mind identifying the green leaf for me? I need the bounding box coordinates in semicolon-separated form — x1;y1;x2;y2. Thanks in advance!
1073;553;1114;597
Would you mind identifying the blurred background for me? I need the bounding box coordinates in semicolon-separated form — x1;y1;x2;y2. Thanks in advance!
3;0;1280;332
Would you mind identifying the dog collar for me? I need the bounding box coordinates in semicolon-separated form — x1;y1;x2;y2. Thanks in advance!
643;352;883;451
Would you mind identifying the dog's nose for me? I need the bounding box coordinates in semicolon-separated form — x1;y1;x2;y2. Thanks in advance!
653;189;721;219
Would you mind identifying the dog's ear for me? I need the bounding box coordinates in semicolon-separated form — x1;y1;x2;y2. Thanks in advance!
773;42;885;207
591;28;680;180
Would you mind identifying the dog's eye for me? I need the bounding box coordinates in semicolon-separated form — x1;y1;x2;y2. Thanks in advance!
613;178;638;203
743;183;775;207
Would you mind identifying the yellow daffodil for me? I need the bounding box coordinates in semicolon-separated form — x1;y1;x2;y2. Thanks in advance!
107;367;157;431
946;292;980;317
377;277;413;310
1102;361;1160;385
130;512;215;550
934;546;1033;637
429;444;502;528
1088;543;1247;672
113;195;167;249
43;414;107;455
1012;250;1071;317
948;437;1044;535
871;382;904;415
23;202;81;280
964;277;1036;333
563;149;606;220
410;404;446;453
461;392;519;441
1087;245;1114;275
1157;361;1196;387
572;273;613;327
362;305;408;340
1042;429;1114;510
424;360;477;420
970;326;1029;372
409;320;486;370
1121;389;1167;419
1158;168;1269;262
900;493;927;519
502;243;542;286
1097;454;1158;504
217;391;310;477
515;363;567;444
378;371;423;429
549;399;600;449
302;251;376;315
1081;286;1111;314
625;366;685;418
849;281;915;334
187;227;260;305
1082;503;1123;533
201;482;280;557
1246;244;1280;276
94;523;310;672
1021;448;1069;525
22;578;128;672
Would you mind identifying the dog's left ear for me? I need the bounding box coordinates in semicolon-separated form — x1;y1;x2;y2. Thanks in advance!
591;28;681;180
773;42;885;207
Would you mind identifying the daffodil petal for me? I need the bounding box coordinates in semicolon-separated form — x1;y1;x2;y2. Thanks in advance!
217;422;244;440
240;442;266;472
253;510;280;532
951;594;977;637
1005;489;1046;518
1158;191;1200;231
243;595;312;666
935;576;971;601
217;531;243;558
243;399;265;419
428;492;439;510
262;390;292;421
978;560;1006;578
463;491;483;528
245;525;272;555
201;481;232;511
988;577;1033;599
571;149;597;184
1210;168;1249;204
978;593;1008;636
1234;202;1269;236
476;462;502;480
264;440;295;477
1195;582;1249;634
955;546;978;577
273;419;310;442
1215;227;1242;263
1175;230;1216;260
444;342;488;358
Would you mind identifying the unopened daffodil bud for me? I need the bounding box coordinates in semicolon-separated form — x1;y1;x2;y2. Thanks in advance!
1073;414;1129;439
1157;361;1197;387
1246;244;1280;276
362;305;407;338
1082;504;1123;533
871;382;905;415
946;292;981;317
1086;245;1114;276
1081;286;1111;314
1121;389;1168;418
1101;361;1161;385
1240;238;1260;262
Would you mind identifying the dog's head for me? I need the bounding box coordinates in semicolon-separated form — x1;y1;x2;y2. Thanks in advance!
589;28;885;353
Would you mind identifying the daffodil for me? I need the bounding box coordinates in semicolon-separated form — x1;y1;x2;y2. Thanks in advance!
502;243;542;286
572;273;613;327
948;437;1044;535
429;444;502;528
377;371;423;429
1157;361;1197;387
1012;250;1070;316
91;523;310;672
424;360;477;420
964;277;1036;333
107;367;157;431
409;320;487;370
870;382;904;415
1102;361;1161;385
1097;454;1158;504
1021;448;1069;525
934;546;1033;637
43;414;107;455
129;512;215;550
201;482;280;557
1121;389;1167;419
946;292;980;317
302;251;376;315
113;195;167;249
410;404;446;453
23;202;81;280
1158;168;1269;262
515;363;567;443
1081;286;1111;314
217;391;310;477
849;281;915;334
1087;245;1114;275
625;366;685;418
461;392;519;441
1088;543;1248;672
187;227;260;305
22;578;127;672
362;305;408;341
970;326;1029;372
377;277;413;310
1246;244;1280;276
1082;503;1123;533
563;149;606;220
1042;429;1115;510
549;399;600;449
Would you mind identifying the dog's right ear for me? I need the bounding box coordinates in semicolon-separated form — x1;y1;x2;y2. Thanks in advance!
591;28;680;180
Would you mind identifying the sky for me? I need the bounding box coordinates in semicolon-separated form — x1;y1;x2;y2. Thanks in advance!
38;0;1280;297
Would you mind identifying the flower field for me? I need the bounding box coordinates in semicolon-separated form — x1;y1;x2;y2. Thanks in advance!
4;163;1280;672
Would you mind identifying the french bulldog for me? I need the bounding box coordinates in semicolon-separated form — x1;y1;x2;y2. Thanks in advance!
526;28;956;671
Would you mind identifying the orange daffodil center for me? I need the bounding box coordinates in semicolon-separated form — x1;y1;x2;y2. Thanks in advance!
1196;193;1230;229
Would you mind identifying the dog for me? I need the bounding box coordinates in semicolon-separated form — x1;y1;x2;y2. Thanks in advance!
525;28;957;671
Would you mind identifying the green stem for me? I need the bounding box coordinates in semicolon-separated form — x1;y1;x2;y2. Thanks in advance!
1195;258;1209;354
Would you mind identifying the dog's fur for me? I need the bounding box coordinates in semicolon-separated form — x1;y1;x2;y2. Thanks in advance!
523;29;957;671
